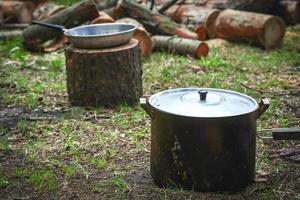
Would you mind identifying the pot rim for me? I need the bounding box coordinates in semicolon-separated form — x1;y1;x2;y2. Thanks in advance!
148;87;260;118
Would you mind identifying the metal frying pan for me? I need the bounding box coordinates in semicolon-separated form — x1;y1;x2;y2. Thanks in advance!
32;21;137;49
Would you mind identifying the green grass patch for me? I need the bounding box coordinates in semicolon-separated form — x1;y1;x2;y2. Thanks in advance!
94;177;130;199
0;174;10;188
0;25;300;199
29;169;59;191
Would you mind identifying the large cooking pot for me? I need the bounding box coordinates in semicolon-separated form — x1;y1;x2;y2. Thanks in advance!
32;21;137;49
140;88;270;191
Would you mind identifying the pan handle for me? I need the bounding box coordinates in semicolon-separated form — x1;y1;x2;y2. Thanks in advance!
140;97;155;119
272;128;300;140
32;20;66;32
256;97;270;119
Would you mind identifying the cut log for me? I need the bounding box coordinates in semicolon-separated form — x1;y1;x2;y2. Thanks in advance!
4;0;47;6
164;5;220;38
203;8;220;38
33;2;66;20
205;9;286;49
64;39;142;107
116;18;153;59
91;11;115;24
273;0;300;25
152;35;209;58
0;1;34;23
205;0;227;9
158;0;178;13
0;23;29;29
22;0;99;52
206;0;277;14
164;5;220;26
116;0;199;40
0;30;23;40
44;36;68;52
93;0;119;11
194;24;207;40
0;11;3;24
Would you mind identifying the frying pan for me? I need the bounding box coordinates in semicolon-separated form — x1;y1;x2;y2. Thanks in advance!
32;21;137;49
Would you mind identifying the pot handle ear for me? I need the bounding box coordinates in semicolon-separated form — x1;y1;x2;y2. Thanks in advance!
140;97;155;119
256;97;270;119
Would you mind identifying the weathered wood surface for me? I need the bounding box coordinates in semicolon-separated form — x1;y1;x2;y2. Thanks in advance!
164;5;220;39
205;9;286;49
116;17;153;59
64;39;142;107
152;35;209;58
0;0;34;23
93;0;119;11
91;11;115;24
164;5;219;26
198;0;277;13
2;0;47;6
22;0;99;52
158;0;179;13
203;8;220;39
33;2;66;21
273;0;300;25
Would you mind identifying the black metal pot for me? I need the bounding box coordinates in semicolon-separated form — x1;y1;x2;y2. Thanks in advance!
140;88;269;191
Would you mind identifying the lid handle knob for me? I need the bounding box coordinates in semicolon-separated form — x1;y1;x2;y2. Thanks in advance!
198;90;208;101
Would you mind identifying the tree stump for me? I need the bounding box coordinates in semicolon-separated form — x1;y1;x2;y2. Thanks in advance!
64;39;142;107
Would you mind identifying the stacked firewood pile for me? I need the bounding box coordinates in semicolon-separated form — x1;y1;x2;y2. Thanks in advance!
1;0;300;58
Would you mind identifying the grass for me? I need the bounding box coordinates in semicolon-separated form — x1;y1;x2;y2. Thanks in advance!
0;26;300;199
94;177;131;199
55;0;82;6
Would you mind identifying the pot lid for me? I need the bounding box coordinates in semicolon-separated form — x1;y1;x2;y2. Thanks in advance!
148;88;258;118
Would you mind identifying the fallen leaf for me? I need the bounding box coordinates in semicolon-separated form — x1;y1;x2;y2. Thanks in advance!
254;177;267;183
256;169;271;176
187;65;205;74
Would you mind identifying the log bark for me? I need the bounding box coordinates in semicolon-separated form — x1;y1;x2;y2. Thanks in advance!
116;0;199;40
194;24;207;40
0;30;23;40
164;5;220;39
152;35;209;58
64;39;142;107
0;23;29;29
4;0;47;6
33;2;66;20
93;0;119;11
164;5;219;26
206;0;277;13
205;9;286;49
116;18;153;59
158;0;178;13
203;8;220;38
0;1;34;23
0;11;3;24
273;0;300;25
22;0;99;52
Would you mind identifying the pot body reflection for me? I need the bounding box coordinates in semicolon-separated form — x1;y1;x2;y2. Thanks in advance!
149;111;256;191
